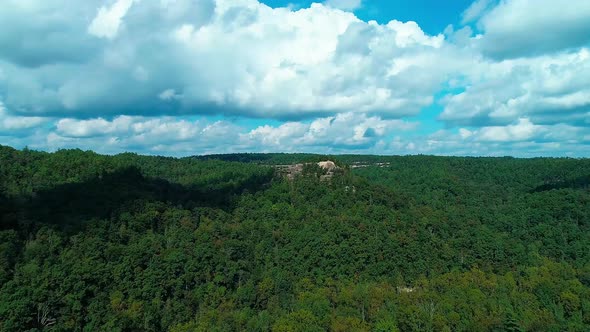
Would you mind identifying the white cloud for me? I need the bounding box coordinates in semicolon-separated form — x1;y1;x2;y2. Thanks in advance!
477;118;537;142
461;119;586;144
461;0;494;24
440;48;590;126
56;116;134;138
159;89;182;101
3;111;589;157
244;112;417;150
246;122;308;146
56;115;211;142
0;0;449;120
475;0;590;59
323;0;362;11
0;102;47;133
49;115;244;154
15;112;413;155
0;0;590;156
0;1;101;67
383;123;590;157
88;0;136;39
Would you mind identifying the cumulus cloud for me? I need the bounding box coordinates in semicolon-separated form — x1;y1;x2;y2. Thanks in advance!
475;0;590;59
48;115;243;154
0;102;47;135
88;0;136;39
440;48;590;126
0;1;103;67
56;115;226;143
244;112;417;150
56;116;135;138
10;112;415;155
0;0;450;120
323;0;362;11
4;111;589;157
386;122;590;157
0;0;590;156
468;118;538;142
461;0;494;24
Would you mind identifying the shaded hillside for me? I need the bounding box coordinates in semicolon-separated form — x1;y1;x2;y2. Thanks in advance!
531;174;590;192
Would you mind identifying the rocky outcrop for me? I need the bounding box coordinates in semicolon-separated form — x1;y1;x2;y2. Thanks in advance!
275;163;304;180
318;160;337;170
275;160;340;181
318;160;338;181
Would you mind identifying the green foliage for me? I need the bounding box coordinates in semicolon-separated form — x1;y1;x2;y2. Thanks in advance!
0;145;589;331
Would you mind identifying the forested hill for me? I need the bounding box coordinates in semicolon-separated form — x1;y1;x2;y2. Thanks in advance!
1;145;590;331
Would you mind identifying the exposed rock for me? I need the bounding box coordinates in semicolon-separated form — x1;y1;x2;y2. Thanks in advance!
318;160;339;181
317;160;337;170
275;160;340;181
275;163;304;180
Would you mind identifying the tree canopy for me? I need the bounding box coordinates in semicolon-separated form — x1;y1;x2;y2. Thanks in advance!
1;145;589;331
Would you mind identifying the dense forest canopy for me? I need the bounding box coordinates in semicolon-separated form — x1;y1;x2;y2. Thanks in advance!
1;144;589;331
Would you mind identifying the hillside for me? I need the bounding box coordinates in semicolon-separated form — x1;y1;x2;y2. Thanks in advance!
1;145;589;331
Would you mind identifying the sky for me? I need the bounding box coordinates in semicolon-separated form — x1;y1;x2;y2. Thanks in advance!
0;0;590;157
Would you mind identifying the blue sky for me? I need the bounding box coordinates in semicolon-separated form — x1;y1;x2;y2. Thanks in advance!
263;0;475;35
0;0;589;157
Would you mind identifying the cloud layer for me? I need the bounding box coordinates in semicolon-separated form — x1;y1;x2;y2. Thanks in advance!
0;0;447;119
475;0;590;59
0;0;589;156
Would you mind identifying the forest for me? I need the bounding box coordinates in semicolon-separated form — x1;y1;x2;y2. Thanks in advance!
1;144;589;331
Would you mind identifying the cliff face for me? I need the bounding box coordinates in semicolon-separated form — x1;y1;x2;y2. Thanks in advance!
318;161;336;170
274;163;304;180
275;160;341;181
317;161;339;181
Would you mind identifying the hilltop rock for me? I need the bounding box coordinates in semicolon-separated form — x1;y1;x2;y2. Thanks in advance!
318;160;337;170
275;160;340;181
